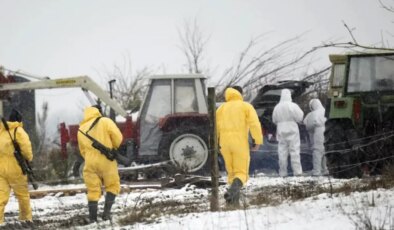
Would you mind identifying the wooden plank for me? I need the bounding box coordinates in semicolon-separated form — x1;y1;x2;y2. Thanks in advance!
29;182;163;199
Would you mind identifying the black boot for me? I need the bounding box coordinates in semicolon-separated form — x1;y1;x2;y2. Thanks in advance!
102;192;116;221
224;178;243;205
88;201;98;223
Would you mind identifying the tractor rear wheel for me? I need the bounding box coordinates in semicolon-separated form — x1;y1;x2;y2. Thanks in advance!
159;128;209;174
324;120;362;178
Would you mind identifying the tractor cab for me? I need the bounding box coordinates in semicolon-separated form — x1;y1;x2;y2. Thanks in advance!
325;51;394;178
135;74;209;172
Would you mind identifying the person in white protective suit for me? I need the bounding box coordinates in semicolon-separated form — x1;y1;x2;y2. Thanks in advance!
272;89;304;177
303;98;328;176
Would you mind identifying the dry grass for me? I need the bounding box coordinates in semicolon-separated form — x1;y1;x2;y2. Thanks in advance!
118;199;206;225
249;168;394;207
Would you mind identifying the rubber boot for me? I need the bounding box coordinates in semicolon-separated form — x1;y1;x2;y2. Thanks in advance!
88;201;98;223
224;178;243;205
102;192;116;221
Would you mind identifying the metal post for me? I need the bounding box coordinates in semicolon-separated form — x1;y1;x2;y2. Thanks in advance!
108;79;116;121
208;87;219;211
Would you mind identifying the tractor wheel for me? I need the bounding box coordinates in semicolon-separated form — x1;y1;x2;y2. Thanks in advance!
159;128;209;174
324;120;362;178
72;159;84;178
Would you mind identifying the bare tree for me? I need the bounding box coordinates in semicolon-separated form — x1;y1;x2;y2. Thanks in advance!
320;21;394;51
298;66;331;109
177;18;210;74
214;34;326;100
177;19;327;101
302;67;331;96
379;0;394;13
103;55;152;113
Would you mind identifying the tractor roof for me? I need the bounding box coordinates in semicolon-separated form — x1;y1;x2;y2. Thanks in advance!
329;50;394;62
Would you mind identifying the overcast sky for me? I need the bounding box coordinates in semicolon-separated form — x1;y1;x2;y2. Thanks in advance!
0;0;393;135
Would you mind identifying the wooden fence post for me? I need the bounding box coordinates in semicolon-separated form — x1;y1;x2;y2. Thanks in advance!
208;87;219;211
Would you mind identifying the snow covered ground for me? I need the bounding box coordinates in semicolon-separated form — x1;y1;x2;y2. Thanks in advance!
1;176;393;229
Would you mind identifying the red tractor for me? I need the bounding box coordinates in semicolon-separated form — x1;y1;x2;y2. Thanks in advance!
60;74;211;178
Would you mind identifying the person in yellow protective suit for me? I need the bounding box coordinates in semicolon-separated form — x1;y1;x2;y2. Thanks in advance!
216;86;263;205
0;109;33;224
77;105;123;222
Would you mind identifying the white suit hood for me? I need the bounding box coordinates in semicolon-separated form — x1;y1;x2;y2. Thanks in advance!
310;99;325;113
272;89;304;124
304;99;326;130
280;89;292;102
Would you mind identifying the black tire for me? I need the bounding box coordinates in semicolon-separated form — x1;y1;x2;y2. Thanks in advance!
159;127;209;174
72;159;84;178
324;120;362;178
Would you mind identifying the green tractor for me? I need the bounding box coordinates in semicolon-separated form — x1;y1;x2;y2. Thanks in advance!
324;51;394;178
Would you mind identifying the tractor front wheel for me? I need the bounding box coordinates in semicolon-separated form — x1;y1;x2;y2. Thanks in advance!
324;120;362;178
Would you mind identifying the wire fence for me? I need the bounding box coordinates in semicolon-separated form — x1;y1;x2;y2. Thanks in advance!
2;129;394;188
248;129;394;178
323;131;394;175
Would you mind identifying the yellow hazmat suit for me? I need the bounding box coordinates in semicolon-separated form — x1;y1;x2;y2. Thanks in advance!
77;107;123;201
216;88;263;185
0;121;33;223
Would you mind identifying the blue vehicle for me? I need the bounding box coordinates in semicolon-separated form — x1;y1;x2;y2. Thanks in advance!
249;81;313;175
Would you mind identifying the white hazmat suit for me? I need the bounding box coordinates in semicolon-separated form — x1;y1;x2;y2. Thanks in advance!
303;99;328;176
272;89;304;176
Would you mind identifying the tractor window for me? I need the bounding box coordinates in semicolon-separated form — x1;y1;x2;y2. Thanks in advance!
348;55;394;93
174;79;198;113
332;64;345;87
144;80;172;123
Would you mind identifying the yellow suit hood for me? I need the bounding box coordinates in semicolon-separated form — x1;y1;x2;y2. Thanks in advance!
80;107;102;126
225;88;243;102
